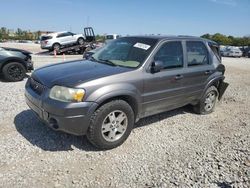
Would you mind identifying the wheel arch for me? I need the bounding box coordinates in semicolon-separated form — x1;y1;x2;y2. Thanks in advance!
93;92;141;121
77;37;84;41
203;75;225;100
0;58;28;72
52;42;61;47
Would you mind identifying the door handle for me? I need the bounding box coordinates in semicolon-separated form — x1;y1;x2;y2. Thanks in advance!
205;70;212;75
175;74;184;80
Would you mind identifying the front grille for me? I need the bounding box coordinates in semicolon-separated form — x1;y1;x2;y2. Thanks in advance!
30;78;45;95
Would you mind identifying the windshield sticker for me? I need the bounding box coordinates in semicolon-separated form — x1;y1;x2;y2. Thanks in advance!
133;43;151;50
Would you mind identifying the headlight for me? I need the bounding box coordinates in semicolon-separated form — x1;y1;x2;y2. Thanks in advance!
49;86;85;102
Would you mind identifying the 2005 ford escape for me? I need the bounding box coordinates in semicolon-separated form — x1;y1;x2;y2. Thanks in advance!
25;36;228;149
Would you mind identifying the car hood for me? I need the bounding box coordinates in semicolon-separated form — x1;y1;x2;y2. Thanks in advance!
3;47;32;55
32;60;133;88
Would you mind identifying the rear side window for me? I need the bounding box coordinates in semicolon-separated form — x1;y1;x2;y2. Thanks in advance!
187;41;209;66
57;32;71;38
154;41;183;69
209;42;221;60
41;36;52;41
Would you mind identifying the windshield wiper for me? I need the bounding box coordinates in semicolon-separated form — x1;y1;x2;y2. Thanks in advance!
89;56;98;62
90;57;117;66
98;59;117;66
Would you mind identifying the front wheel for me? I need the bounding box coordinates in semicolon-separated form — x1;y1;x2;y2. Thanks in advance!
2;62;26;82
193;86;218;115
77;38;84;45
87;100;134;150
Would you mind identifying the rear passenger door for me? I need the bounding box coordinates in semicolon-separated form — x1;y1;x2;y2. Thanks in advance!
57;32;72;45
181;40;215;101
67;32;76;43
142;41;187;117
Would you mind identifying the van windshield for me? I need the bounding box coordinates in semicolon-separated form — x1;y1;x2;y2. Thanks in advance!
92;37;158;68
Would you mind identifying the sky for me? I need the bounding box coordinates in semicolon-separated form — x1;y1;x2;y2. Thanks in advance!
0;0;250;37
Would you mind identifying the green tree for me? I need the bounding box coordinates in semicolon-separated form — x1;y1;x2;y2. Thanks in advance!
201;33;211;40
0;27;9;39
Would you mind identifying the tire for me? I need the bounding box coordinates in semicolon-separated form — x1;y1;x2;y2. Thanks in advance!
193;86;218;115
87;100;135;150
52;43;60;51
2;62;26;82
77;38;84;45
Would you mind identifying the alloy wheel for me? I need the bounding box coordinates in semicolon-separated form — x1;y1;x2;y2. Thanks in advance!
101;110;128;142
204;91;217;111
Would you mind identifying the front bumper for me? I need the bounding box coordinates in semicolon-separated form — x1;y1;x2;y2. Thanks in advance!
25;85;98;136
26;61;34;71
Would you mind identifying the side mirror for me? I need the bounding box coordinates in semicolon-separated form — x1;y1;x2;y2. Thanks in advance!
151;61;164;73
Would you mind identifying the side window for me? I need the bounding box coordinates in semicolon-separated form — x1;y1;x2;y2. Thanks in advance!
57;33;66;38
57;32;71;38
67;32;74;36
154;41;183;69
187;41;209;66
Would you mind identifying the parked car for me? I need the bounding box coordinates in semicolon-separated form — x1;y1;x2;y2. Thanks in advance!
40;31;85;51
25;36;228;149
105;34;121;43
223;47;243;57
240;47;250;57
220;47;227;57
0;47;33;81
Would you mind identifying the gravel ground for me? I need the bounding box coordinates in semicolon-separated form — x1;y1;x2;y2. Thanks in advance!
0;55;249;188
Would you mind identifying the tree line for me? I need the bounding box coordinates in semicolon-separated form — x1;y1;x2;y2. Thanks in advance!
0;27;41;41
201;33;250;46
0;27;249;46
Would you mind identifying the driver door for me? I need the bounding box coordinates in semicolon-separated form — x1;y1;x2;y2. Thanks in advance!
142;41;187;117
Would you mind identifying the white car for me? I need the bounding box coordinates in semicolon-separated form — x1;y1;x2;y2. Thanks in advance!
40;31;85;51
105;34;121;43
223;47;243;57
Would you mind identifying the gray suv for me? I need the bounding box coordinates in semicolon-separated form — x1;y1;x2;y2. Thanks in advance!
25;36;228;149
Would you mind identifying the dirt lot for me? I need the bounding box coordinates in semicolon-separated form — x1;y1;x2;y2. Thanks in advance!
0;43;249;187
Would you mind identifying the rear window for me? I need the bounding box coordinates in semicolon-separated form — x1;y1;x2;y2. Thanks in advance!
41;36;52;41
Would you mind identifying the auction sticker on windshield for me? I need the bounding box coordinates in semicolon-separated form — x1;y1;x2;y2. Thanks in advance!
133;43;151;50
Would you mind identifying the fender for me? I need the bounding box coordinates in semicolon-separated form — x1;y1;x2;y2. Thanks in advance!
0;57;28;71
202;73;226;100
86;83;142;118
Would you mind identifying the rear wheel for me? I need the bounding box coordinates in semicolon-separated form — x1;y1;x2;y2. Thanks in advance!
52;43;60;51
193;86;218;115
87;100;134;149
2;62;26;82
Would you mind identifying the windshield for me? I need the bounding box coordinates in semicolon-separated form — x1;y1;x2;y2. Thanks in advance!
92;37;158;68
